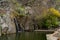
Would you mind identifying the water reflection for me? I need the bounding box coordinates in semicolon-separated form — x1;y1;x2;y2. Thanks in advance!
0;32;47;40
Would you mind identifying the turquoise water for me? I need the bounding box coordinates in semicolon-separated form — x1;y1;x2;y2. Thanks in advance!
0;32;52;40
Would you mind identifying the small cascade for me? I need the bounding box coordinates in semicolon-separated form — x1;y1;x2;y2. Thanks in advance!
14;17;24;33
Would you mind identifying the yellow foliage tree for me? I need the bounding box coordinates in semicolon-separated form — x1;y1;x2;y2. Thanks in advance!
49;8;60;17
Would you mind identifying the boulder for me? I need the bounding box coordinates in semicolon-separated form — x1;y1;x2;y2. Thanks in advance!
46;34;58;40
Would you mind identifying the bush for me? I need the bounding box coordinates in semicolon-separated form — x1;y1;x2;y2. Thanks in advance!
43;14;59;29
36;10;59;29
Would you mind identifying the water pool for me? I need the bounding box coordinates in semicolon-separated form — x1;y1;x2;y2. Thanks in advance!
0;32;53;40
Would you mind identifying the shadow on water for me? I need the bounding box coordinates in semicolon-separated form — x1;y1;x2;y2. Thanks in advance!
0;32;51;40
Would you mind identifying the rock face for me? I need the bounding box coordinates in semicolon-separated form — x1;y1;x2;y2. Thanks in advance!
0;0;17;35
4;13;16;34
0;12;16;34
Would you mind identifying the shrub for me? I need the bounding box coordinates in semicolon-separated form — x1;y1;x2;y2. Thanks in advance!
35;8;60;29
